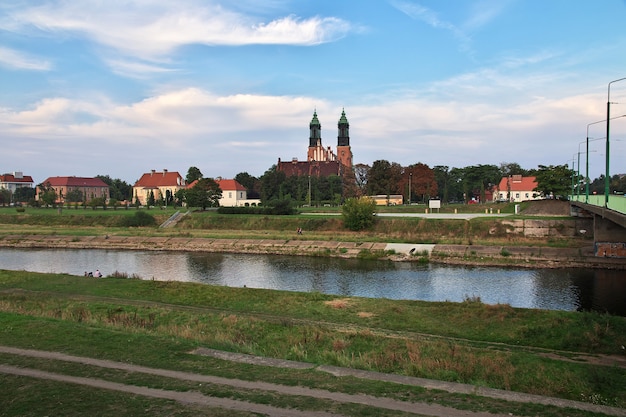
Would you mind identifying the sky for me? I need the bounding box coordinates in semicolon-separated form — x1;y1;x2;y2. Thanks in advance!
2;0;626;185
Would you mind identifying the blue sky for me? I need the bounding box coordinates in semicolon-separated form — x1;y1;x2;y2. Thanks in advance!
2;0;626;185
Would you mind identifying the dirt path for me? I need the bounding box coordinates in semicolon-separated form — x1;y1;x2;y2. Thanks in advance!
1;345;624;417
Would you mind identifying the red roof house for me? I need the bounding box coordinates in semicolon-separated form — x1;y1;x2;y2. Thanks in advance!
132;169;185;206
494;175;542;202
0;172;34;193
37;176;109;204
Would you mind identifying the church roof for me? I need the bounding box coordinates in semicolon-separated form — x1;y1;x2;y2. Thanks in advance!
338;109;349;125
310;110;320;126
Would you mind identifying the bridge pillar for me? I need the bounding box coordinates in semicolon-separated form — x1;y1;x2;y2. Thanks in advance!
594;215;626;257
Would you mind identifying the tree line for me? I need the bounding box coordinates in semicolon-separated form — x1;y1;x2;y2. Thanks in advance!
3;161;624;208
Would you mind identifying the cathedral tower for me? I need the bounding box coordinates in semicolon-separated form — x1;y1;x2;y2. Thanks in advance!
336;109;353;169
309;110;321;147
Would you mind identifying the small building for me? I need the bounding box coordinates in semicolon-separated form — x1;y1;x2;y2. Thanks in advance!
495;175;542;203
133;169;185;206
215;178;261;207
371;195;403;206
0;172;34;194
37;176;110;204
187;178;261;207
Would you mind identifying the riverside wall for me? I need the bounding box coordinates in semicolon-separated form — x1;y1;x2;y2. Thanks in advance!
1;234;625;270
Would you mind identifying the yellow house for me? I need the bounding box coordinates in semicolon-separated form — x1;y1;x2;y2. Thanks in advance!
133;169;185;206
370;194;403;206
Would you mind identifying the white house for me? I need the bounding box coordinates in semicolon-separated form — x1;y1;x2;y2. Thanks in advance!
216;179;260;207
494;175;543;203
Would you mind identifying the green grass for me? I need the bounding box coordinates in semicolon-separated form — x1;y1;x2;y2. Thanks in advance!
1;269;625;413
0;205;588;248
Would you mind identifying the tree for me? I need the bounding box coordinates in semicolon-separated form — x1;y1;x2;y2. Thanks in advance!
186;166;203;184
354;163;370;195
0;189;11;206
185;178;222;210
147;190;156;207
13;187;35;204
235;172;261;199
259;165;287;204
433;165;451;203
401;163;438;203
499;162;528;177
96;175;132;201
37;181;57;207
65;188;83;204
533;164;574;199
461;164;502;203
342;197;377;231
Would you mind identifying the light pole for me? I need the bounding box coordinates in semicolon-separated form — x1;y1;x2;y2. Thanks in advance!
605;77;626;207
586;114;626;203
570;154;577;198
408;173;412;205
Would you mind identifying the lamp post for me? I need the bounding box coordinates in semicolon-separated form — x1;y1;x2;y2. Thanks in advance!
408;173;412;205
586;114;626;203
570;154;577;198
605;77;626;207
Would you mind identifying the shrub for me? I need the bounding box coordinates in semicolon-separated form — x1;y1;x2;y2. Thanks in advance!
342;197;377;231
119;211;156;227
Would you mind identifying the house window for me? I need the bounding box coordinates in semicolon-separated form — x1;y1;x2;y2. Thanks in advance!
525;193;529;198
515;193;520;199
228;192;232;198
240;192;243;198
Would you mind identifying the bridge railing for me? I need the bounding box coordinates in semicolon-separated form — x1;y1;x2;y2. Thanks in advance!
570;194;626;214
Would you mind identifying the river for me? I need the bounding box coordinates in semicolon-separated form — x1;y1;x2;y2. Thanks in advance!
0;248;624;315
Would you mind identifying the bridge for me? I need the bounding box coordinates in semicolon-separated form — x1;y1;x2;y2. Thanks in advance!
570;194;626;257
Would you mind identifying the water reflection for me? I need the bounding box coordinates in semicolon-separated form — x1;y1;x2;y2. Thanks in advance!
0;248;624;315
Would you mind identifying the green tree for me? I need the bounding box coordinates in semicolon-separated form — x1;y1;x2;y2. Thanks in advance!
185;166;203;184
532;164;574;199
460;164;502;203
65;188;83;204
37;181;57;207
147;190;156;207
235;172;260;199
96;175;132;201
13;187;35;204
259;165;287;204
433;165;451;203
0;189;11;206
499;162;528;177
185;178;222;210
342;197;377;231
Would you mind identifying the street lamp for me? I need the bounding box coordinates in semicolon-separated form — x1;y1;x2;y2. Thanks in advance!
408;173;412;205
586;114;626;203
605;77;626;207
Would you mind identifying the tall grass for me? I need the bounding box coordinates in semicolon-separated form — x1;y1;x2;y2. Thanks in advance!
0;269;625;407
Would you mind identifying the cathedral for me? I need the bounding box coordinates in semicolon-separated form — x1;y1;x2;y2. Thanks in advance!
277;109;353;178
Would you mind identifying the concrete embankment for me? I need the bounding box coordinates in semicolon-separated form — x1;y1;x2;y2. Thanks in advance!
0;234;625;269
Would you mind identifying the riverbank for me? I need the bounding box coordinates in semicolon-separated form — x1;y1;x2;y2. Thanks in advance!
2;233;625;269
1;269;625;416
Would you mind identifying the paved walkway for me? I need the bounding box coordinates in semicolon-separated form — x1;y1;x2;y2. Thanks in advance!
1;345;624;417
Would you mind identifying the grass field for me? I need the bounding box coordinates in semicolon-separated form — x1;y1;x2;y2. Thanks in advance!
0;270;625;416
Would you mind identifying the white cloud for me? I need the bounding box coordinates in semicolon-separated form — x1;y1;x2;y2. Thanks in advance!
105;58;178;79
390;0;472;53
7;1;352;60
0;46;51;70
